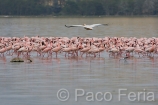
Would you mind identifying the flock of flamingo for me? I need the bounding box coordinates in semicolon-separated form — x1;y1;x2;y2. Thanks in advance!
0;36;158;60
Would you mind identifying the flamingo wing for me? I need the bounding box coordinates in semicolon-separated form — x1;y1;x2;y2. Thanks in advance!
65;25;83;28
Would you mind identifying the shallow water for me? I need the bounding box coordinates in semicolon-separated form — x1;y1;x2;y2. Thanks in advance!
0;17;158;38
0;17;158;105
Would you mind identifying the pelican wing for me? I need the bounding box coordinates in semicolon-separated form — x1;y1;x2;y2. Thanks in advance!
90;24;108;28
65;25;83;28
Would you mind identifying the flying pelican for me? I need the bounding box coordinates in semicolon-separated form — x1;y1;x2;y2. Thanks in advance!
65;24;108;30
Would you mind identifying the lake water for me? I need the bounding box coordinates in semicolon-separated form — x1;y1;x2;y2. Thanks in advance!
0;17;158;105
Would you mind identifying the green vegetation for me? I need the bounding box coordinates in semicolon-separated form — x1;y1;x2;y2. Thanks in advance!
0;0;158;16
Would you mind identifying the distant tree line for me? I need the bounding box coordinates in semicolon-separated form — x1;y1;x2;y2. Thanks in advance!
0;0;158;16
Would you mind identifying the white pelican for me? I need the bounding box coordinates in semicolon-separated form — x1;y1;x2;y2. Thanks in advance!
65;24;108;30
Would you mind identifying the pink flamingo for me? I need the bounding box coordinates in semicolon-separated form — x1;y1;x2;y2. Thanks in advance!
0;46;7;56
17;46;28;57
52;43;62;58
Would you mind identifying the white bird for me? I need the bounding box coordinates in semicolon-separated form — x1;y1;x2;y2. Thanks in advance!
65;24;108;30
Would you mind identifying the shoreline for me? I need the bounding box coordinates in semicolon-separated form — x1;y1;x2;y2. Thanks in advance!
0;15;158;18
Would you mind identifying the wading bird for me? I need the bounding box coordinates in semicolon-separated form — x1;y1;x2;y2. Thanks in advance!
65;24;108;30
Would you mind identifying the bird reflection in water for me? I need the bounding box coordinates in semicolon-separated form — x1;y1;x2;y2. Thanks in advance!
0;56;6;63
